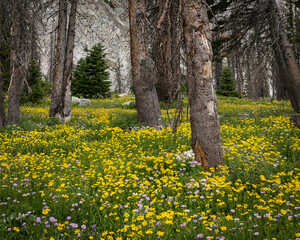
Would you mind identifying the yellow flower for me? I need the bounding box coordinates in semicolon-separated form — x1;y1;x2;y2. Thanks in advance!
146;230;153;234
13;227;20;232
280;209;287;215
220;226;227;231
157;231;165;236
42;208;51;215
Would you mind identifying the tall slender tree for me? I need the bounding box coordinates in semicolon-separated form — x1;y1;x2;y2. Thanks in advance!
270;0;300;113
154;0;182;103
182;0;224;170
49;0;78;121
7;0;28;124
0;62;6;127
129;0;162;126
0;0;10;127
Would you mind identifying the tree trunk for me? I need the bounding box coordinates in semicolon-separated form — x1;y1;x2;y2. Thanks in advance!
129;0;162;126
7;0;25;125
213;60;223;90
49;0;77;121
271;0;300;113
182;0;224;170
0;62;6;127
155;0;181;102
63;0;78;121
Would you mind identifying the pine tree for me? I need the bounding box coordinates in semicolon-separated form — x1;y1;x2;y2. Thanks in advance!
72;43;111;99
21;58;52;104
217;67;241;97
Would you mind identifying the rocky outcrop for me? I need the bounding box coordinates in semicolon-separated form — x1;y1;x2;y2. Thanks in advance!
39;0;131;93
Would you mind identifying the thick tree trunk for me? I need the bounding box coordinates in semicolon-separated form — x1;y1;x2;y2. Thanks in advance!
49;0;77;121
155;0;181;102
63;0;77;121
0;63;6;127
271;0;300;113
182;0;224;170
8;1;25;125
129;0;162;126
49;0;67;120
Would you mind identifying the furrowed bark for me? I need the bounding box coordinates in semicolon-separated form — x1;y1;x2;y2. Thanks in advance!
129;0;162;126
182;0;224;170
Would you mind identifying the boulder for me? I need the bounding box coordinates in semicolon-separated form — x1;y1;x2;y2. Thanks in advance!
119;93;128;97
122;101;133;106
72;97;91;106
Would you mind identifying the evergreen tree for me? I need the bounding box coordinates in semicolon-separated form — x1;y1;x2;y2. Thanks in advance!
72;43;111;99
21;58;52;104
217;67;241;97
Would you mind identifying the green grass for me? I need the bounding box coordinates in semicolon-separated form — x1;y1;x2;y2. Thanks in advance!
0;95;299;240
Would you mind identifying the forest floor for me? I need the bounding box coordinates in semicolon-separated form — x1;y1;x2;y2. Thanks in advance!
0;95;299;240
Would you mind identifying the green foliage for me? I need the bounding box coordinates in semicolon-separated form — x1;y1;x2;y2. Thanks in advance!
217;67;241;98
21;58;52;104
72;43;111;99
104;0;115;8
109;111;143;130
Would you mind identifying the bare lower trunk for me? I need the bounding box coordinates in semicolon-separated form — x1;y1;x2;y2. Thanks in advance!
63;0;77;121
182;0;224;170
155;0;181;102
271;0;300;113
49;0;77;121
129;0;162;126
8;0;25;125
0;63;6;127
49;0;67;120
213;60;223;89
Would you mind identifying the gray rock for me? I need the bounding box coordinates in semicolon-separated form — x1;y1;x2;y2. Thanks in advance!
79;99;91;106
72;96;81;104
122;101;133;106
39;0;131;93
72;97;91;106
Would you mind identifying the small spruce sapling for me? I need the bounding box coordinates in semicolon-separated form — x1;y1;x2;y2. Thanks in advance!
72;43;111;99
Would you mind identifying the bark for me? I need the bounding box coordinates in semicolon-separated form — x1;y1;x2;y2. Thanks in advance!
182;0;224;170
271;0;300;113
49;0;77;121
129;0;162;126
63;0;78;121
155;0;181;102
0;62;6;127
7;0;25;125
273;62;287;100
213;60;222;89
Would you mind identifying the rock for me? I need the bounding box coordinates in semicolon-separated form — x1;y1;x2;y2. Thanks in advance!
39;0;132;93
79;99;91;106
72;96;81;104
122;101;133;106
119;93;128;97
72;97;91;106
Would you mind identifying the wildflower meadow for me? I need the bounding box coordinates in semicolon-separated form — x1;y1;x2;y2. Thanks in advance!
0;96;299;240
